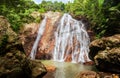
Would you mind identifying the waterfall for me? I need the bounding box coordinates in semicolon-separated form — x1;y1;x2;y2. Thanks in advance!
29;17;47;59
53;14;91;63
29;13;90;63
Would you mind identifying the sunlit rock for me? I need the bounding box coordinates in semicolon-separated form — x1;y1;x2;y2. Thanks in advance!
75;70;97;78
44;65;56;72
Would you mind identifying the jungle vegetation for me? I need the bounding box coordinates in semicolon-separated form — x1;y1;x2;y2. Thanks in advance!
0;0;120;37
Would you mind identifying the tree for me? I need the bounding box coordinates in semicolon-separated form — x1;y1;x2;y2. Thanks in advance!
0;0;38;32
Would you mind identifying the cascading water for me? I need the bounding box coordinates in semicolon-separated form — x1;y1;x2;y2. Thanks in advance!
29;13;91;63
29;17;47;59
53;13;91;63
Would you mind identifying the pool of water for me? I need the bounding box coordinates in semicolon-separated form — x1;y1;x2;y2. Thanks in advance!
41;60;97;78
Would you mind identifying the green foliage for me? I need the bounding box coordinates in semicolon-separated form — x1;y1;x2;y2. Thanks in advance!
104;2;120;36
0;0;119;37
0;0;38;33
39;1;65;12
64;0;106;37
65;0;120;38
0;0;66;32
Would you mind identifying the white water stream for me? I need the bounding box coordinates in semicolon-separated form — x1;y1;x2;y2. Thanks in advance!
29;17;47;59
53;14;91;63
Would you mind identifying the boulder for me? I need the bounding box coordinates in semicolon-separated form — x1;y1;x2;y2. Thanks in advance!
0;51;32;78
89;34;120;73
30;60;47;78
0;16;47;78
75;70;97;78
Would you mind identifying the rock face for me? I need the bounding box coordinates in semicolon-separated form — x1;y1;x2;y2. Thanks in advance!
37;12;61;59
22;11;61;59
0;16;47;78
89;34;120;73
20;23;40;57
0;16;18;55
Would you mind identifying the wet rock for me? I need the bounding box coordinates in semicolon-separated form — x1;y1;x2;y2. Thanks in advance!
22;11;62;59
31;60;47;78
75;70;97;78
44;65;56;72
36;12;62;60
89;34;120;73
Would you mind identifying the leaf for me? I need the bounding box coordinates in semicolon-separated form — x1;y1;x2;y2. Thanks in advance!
98;0;104;8
109;6;117;11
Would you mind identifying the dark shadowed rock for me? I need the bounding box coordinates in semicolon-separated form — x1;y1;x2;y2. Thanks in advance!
89;34;120;73
0;51;32;78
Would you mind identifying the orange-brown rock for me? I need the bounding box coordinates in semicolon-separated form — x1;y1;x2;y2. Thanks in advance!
65;55;72;62
36;18;55;59
75;71;97;78
22;11;62;59
44;65;56;72
83;61;95;65
35;12;62;59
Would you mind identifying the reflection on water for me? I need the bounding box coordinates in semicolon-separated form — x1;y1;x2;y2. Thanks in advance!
42;60;97;78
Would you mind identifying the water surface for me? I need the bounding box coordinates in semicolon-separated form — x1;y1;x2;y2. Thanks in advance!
42;60;97;78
